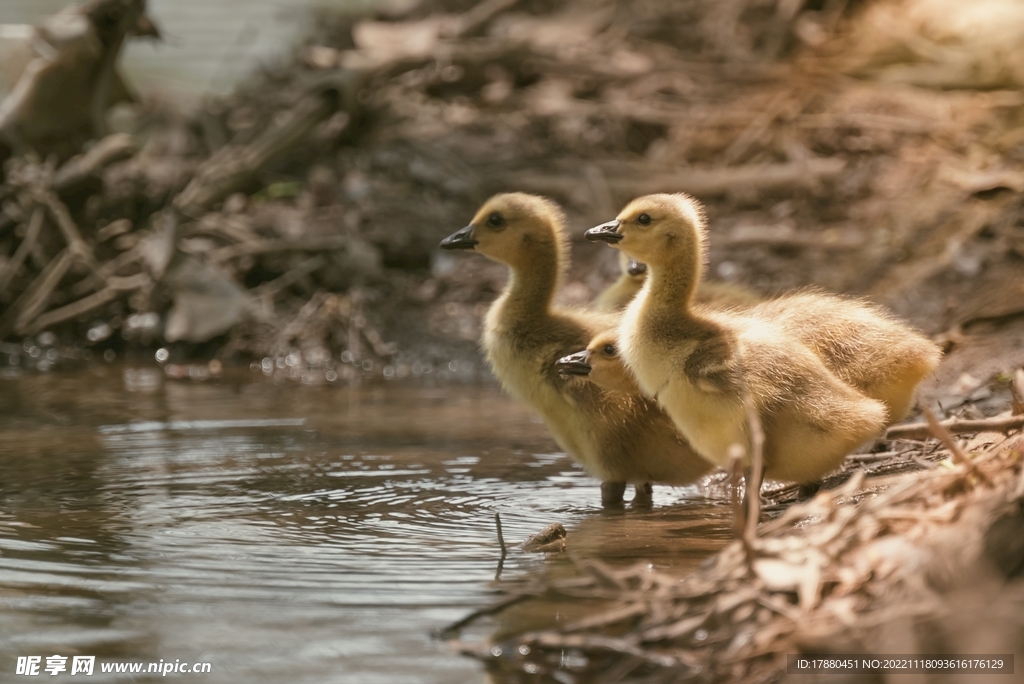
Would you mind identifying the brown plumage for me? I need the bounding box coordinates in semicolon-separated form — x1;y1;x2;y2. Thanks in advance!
586;193;889;485
440;193;710;505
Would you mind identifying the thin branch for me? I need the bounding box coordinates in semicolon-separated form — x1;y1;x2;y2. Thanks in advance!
494;511;507;581
253;255;327;298
743;388;765;543
1011;368;1024;417
210;235;350;263
42;191;100;274
434;592;532;639
0;248;74;338
24;273;149;334
69;246;143;298
14;249;76;332
495;511;507;556
922;407;992;486
0;205;44;293
886;414;1024;441
728;445;746;540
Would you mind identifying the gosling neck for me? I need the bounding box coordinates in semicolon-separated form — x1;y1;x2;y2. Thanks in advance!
644;255;702;316
500;245;563;322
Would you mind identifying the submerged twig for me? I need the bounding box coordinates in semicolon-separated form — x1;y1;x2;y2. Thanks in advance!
494;511;506;581
434;592;533;639
495;511;507;556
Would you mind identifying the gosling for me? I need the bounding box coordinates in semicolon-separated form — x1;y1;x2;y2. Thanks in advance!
440;193;711;505
566;295;940;427
585;193;888;488
595;252;762;312
556;330;640;395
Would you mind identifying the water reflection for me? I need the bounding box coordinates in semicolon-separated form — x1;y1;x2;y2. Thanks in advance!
0;367;730;683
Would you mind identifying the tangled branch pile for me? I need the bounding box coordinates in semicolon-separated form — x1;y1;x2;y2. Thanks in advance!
1;0;1023;382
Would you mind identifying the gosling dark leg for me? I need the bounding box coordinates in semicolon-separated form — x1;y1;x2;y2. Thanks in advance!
601;481;627;507
797;482;819;500
632;482;653;507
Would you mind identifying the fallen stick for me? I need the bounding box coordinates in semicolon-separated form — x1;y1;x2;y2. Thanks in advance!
0;205;44;293
174;77;358;217
922;408;992;486
519;632;677;668
886;414;1024;441
253;255;327;298
743;388;765;545
444;0;520;37
24;273;149;334
495;511;507;557
434;592;533;638
51;133;138;192
494;511;506;581
69;246;142;298
498;157;847;200
0;248;74;338
43;192;101;273
210;235;350;263
1012;368;1024;416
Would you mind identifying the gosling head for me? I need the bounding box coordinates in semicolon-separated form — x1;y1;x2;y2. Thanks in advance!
440;193;568;271
555;331;638;394
585;193;706;269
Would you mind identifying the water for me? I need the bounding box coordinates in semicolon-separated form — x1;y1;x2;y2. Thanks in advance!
1;0;378;104
0;367;732;683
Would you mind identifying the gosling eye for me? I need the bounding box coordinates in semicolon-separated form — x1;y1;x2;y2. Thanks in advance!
602;344;616;357
637;213;651;226
487;213;505;230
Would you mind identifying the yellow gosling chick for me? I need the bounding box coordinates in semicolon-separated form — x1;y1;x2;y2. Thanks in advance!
594;252;649;311
752;293;941;424
556;330;640;395
595;252;762;312
566;295;941;427
440;193;711;505
585;193;888;486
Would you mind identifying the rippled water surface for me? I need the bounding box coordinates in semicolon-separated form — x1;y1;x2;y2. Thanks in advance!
0;367;732;683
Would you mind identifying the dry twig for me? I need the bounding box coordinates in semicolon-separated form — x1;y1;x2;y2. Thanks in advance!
887;414;1024;441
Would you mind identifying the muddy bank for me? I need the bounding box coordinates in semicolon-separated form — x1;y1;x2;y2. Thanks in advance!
445;414;1024;683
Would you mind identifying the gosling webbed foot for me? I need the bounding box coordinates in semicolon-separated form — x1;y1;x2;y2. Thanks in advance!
632;482;653;507
601;481;627;507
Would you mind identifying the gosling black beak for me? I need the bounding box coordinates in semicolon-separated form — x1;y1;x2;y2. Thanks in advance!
439;225;477;250
133;13;162;39
555;350;591;378
584;220;623;244
627;259;647;276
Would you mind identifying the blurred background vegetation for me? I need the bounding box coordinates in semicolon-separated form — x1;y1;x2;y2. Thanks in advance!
0;0;1022;405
